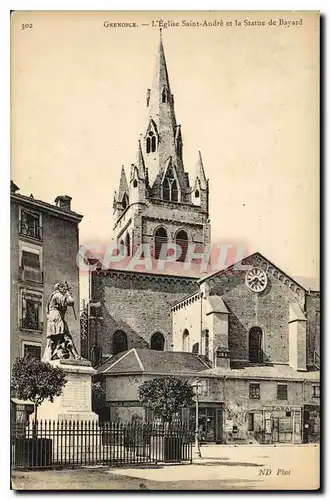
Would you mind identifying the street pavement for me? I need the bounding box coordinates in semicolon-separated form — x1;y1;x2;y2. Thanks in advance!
12;443;320;491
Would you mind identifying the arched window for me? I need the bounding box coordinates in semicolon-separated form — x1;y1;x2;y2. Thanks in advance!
112;330;128;355
163;179;170;200
249;327;263;364
122;193;129;210
146;131;157;154
195;190;200;198
182;329;190;352
176;229;188;262
133;179;138;188
151;135;156;152
125;233;131;257
155;227;168;260
192;343;199;354
171;180;178;202
119;239;125;255
150;332;165;351
162;166;179;202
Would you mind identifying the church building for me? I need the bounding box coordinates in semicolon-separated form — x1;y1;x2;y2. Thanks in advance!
85;33;320;444
112;31;211;262
82;32;211;359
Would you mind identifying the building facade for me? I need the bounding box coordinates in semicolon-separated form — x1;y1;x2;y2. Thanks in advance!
88;34;320;444
169;252;320;443
10;182;83;366
96;348;320;444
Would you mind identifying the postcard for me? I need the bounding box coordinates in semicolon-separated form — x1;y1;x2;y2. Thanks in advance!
11;10;320;490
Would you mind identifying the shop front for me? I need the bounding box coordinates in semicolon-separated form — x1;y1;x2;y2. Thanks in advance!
187;403;224;443
303;405;320;443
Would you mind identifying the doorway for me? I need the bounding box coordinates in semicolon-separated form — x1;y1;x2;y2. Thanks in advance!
189;404;223;443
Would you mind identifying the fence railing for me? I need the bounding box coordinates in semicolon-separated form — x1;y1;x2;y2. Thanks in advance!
11;420;193;469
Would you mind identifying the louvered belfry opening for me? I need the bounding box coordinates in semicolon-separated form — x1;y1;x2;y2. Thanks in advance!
155;227;168;260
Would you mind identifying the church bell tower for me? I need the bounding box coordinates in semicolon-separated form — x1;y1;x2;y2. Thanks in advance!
113;31;211;264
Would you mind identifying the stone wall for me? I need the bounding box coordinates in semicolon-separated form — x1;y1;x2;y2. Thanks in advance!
91;270;198;355
305;292;320;366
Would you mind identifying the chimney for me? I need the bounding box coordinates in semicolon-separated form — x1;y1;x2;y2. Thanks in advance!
55;195;72;212
214;347;230;369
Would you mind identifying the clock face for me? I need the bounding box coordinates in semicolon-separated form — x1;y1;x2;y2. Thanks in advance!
245;267;268;292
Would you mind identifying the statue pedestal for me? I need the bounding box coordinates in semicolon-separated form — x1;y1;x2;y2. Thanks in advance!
32;359;99;422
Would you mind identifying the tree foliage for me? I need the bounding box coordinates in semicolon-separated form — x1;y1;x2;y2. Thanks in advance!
11;356;67;409
138;376;194;422
92;381;106;413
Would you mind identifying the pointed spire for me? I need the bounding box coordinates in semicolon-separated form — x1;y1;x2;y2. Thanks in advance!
117;166;129;201
148;30;176;125
136;139;146;178
175;125;182;142
144;31;178;187
155;28;171;95
195;151;207;189
112;191;117;210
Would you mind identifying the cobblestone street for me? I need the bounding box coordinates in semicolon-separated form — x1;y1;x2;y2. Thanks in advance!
12;444;320;491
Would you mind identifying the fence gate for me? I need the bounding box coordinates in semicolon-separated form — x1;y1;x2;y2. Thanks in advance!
11;420;193;469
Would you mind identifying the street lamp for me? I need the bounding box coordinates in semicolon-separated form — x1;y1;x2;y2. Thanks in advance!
192;378;201;458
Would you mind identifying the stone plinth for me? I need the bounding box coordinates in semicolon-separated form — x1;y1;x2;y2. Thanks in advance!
32;359;98;422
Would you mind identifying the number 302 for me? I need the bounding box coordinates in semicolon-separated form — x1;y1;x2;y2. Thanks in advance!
22;23;33;30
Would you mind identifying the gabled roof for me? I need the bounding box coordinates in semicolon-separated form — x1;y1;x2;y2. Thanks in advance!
198;251;313;292
97;348;210;376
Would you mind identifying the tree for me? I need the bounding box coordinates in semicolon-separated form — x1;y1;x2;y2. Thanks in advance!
92;381;106;414
11;356;67;423
138;376;194;423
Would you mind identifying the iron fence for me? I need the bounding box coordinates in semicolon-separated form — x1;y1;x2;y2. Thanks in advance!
11;420;193;469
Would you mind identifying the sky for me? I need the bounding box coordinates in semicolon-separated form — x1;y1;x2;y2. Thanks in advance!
11;11;319;279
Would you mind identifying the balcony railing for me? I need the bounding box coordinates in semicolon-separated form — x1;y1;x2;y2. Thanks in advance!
19;221;42;241
19;267;43;284
19;319;43;332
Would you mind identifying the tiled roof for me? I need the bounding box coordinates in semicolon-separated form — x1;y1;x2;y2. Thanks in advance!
96;348;209;375
11;192;83;220
137;349;209;373
199;364;320;381
95;350;131;374
197;251;314;293
96;350;320;382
